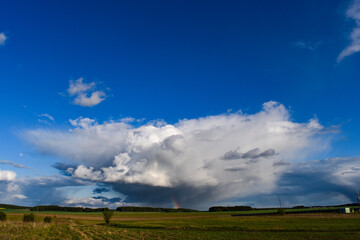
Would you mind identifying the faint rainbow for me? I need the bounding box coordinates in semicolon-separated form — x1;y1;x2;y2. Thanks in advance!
171;196;181;209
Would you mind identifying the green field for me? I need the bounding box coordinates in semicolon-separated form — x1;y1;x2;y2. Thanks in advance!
1;210;360;239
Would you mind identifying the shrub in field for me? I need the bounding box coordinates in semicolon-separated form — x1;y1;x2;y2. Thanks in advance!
277;208;286;215
44;216;52;223
0;211;6;221
103;210;114;224
23;213;35;222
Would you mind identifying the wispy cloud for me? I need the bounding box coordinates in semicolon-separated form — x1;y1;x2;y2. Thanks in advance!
12;194;27;199
338;0;360;62
24;101;331;208
0;159;29;169
0;32;7;45
67;78;106;107
37;113;55;125
38;113;54;121
291;40;323;51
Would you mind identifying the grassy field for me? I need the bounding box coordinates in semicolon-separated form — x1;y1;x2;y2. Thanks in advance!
1;210;360;239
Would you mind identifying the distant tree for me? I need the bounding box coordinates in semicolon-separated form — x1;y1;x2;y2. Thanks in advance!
0;211;6;221
277;208;286;216
292;205;306;209
208;206;253;212
103;210;114;224
44;216;52;223
23;213;35;222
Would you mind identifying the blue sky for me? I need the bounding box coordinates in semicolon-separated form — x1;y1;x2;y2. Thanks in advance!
1;0;360;209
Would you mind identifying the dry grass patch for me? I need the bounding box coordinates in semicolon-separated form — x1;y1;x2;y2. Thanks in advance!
0;221;81;240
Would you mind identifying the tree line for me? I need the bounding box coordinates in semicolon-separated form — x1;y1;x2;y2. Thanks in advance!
209;206;253;212
30;205;110;212
0;204;29;210
24;205;198;212
116;206;197;212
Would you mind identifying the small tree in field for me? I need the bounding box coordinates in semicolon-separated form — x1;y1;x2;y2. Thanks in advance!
103;210;114;224
23;213;35;222
44;216;52;223
277;208;286;216
0;211;6;221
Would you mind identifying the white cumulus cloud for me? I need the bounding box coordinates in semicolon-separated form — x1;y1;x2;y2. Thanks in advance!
0;170;16;181
68;78;95;96
66;78;106;107
63;196;122;208
73;91;106;107
23;102;330;207
338;0;360;62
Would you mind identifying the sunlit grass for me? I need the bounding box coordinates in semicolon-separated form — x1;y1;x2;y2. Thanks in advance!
1;211;360;239
0;221;81;240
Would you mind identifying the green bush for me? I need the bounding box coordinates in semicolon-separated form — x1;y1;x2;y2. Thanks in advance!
44;216;52;223
277;208;286;215
0;211;6;221
23;213;35;222
103;210;114;224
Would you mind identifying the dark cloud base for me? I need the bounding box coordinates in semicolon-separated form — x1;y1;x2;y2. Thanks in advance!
111;182;219;209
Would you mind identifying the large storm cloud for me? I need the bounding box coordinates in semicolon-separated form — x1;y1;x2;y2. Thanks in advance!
239;157;360;208
24;101;332;208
